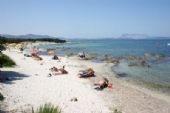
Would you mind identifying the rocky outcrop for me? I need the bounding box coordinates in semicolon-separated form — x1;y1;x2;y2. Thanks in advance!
128;60;150;67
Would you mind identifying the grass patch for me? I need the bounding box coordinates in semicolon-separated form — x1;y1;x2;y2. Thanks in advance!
113;109;122;113
0;53;15;67
32;103;62;113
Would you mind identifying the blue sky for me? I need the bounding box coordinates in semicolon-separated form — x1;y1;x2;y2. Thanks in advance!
0;0;170;38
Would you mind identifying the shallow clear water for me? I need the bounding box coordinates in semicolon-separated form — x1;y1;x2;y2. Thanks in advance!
39;39;170;93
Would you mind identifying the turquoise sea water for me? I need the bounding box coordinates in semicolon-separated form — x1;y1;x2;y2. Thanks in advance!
40;39;170;56
39;39;170;93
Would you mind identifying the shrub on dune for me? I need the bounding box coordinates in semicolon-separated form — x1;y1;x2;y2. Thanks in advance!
0;53;15;67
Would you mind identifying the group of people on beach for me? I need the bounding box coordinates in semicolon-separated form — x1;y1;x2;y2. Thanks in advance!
21;47;112;91
48;64;112;90
78;68;112;90
48;59;112;91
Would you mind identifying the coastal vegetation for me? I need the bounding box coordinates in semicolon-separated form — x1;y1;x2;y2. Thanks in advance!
31;103;123;113
0;45;6;51
32;103;62;113
0;37;15;67
0;36;66;44
113;109;122;113
0;92;4;101
0;53;15;67
0;34;66;67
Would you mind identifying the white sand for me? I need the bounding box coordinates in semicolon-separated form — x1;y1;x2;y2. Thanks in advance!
1;50;170;113
0;51;110;113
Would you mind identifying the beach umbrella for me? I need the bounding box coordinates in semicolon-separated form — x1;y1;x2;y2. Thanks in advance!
29;47;38;54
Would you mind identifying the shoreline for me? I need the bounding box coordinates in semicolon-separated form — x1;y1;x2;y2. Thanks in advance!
1;49;170;113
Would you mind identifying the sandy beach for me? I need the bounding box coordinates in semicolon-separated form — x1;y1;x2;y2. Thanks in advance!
1;50;170;113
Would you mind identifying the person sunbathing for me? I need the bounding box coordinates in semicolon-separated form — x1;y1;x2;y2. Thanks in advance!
31;54;42;60
94;78;112;91
78;68;95;78
50;66;58;72
49;66;68;76
58;66;68;74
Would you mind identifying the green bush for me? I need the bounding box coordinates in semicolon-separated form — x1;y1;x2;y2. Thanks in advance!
0;53;15;67
0;45;6;52
0;36;8;44
32;103;62;113
0;36;66;44
0;92;4;101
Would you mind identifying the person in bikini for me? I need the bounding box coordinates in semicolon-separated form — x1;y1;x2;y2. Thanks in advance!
78;68;95;78
49;65;68;76
94;78;112;90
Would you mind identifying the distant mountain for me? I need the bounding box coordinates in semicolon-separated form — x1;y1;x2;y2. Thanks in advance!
149;36;170;39
0;34;56;39
119;34;170;39
119;34;150;39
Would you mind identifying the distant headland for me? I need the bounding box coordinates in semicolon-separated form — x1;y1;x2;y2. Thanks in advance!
0;34;66;43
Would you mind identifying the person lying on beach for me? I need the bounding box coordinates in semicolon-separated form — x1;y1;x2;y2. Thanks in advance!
58;66;68;74
50;66;58;72
31;53;43;60
78;68;95;78
49;65;68;76
94;78;112;91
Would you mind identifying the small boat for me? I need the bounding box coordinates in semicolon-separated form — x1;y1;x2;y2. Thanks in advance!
168;43;170;46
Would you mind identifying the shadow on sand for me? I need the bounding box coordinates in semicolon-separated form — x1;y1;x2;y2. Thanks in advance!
0;110;6;113
0;71;29;84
